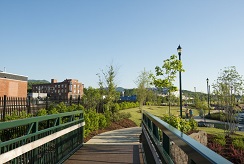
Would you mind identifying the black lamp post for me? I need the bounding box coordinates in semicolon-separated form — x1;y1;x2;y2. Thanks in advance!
177;45;182;118
206;78;210;115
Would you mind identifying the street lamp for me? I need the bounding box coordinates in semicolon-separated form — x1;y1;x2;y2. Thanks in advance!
177;45;182;118
206;78;210;115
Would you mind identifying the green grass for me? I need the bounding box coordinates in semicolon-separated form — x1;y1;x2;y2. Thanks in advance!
119;105;198;126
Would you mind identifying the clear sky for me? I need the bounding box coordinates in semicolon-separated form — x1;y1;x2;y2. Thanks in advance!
1;0;244;93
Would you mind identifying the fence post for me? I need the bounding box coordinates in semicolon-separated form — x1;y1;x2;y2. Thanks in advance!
27;96;31;114
69;95;72;106
78;95;80;105
3;95;6;121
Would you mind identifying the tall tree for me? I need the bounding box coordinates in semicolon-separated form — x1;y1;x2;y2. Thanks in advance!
212;66;244;136
135;69;152;110
151;54;184;115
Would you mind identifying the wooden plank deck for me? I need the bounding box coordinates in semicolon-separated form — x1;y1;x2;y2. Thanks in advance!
64;127;145;164
64;144;144;164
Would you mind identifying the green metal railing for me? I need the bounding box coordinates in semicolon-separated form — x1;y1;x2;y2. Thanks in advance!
141;110;232;164
0;110;84;164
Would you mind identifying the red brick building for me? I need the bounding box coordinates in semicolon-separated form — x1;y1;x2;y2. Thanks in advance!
0;72;28;97
32;79;84;99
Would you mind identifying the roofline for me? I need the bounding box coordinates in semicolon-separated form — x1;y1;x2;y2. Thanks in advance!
0;71;28;78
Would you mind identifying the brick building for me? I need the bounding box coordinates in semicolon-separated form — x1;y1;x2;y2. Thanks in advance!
32;79;84;99
0;72;28;97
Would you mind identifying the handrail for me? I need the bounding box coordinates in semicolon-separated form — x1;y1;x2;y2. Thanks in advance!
0;110;83;129
142;110;232;164
0;110;84;163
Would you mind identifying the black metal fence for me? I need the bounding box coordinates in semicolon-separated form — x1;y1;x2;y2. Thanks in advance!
0;95;81;121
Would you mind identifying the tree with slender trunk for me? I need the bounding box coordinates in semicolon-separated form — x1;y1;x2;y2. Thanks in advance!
151;54;184;115
212;66;244;136
135;68;152;111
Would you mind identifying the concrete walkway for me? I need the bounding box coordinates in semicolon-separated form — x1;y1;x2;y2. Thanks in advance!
64;127;145;164
85;127;142;145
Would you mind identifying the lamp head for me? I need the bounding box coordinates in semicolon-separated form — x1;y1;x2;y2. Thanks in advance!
177;45;182;53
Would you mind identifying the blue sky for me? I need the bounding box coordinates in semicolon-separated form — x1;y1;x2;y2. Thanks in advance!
1;0;244;93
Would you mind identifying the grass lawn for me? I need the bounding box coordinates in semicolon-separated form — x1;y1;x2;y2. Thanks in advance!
119;105;198;126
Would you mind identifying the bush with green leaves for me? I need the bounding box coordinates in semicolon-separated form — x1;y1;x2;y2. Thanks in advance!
233;138;244;150
83;109;108;137
161;115;197;133
214;135;226;146
36;108;48;116
119;102;139;110
5;110;32;121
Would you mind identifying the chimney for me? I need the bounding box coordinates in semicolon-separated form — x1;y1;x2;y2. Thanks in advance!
51;79;57;83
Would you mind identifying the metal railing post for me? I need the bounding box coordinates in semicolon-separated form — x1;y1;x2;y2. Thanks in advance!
162;132;170;154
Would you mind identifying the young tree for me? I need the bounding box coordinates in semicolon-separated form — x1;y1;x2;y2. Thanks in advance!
135;69;152;110
212;66;244;136
151;54;184;115
97;64;120;118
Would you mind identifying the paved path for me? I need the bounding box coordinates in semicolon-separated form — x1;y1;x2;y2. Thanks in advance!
64;127;145;164
194;116;244;131
86;127;142;145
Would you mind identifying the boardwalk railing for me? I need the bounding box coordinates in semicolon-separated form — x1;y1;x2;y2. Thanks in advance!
0;110;84;164
141;110;232;164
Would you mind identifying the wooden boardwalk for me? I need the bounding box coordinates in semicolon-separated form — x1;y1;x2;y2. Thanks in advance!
64;144;144;164
64;127;145;164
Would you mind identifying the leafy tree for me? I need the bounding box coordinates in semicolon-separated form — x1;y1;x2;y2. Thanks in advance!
212;66;244;136
82;87;101;111
151;54;184;115
135;69;152;109
124;88;137;96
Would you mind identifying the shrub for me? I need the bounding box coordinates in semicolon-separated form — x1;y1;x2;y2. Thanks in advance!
5;110;32;121
36;108;47;116
214;137;226;146
161;115;197;133
233;138;244;150
83;109;110;137
98;114;107;129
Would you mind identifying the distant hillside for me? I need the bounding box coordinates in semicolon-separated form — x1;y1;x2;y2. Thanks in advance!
28;79;50;91
28;79;50;83
116;87;125;92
